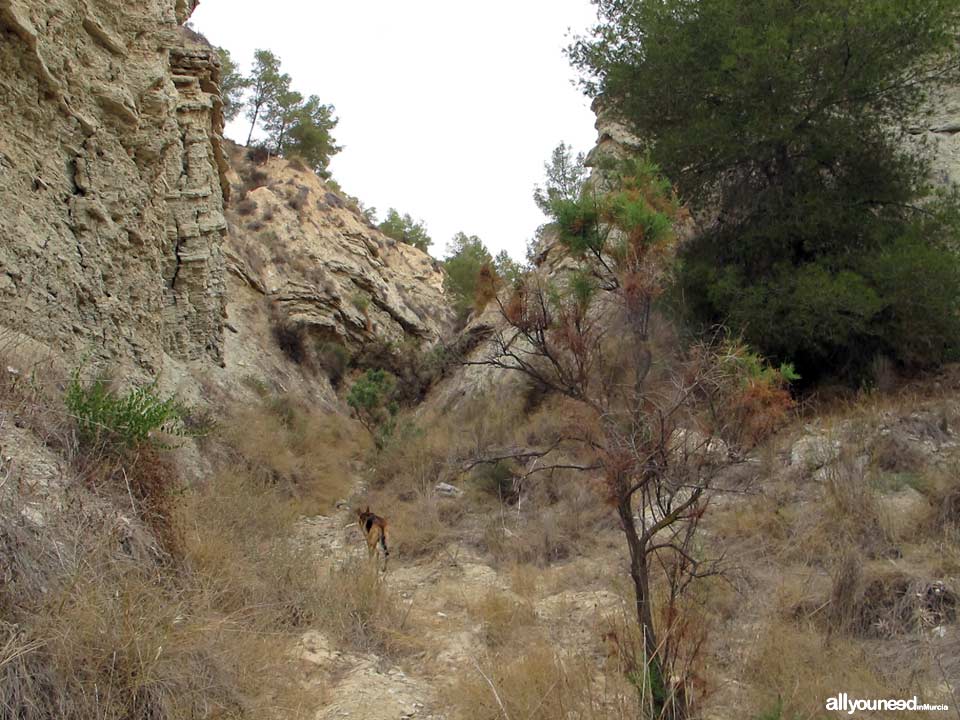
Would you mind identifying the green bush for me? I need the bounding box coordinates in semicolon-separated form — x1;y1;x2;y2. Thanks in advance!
471;461;517;501
378;208;432;252
65;371;193;453
346;369;398;449
680;230;960;380
444;232;494;322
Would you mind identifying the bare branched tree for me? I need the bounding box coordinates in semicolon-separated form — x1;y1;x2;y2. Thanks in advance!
468;157;795;718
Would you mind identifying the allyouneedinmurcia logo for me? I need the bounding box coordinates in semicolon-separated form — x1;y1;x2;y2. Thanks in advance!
826;694;950;714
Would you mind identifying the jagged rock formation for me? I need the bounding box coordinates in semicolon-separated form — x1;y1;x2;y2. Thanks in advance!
0;0;227;371
224;144;453;355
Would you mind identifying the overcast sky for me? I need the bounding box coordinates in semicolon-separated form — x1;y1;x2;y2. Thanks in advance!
189;0;600;260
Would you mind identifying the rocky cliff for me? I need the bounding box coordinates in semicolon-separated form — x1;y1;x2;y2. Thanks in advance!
0;0;452;388
0;0;228;371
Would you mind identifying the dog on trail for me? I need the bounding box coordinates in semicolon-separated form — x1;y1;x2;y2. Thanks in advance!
356;506;389;572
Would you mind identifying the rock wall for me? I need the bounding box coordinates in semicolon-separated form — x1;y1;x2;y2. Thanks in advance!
0;0;227;371
915;84;960;188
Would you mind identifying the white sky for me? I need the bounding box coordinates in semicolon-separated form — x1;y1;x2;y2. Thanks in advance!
189;0;600;260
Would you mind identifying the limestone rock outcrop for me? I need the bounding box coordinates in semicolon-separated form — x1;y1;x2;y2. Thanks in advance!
0;0;227;371
224;145;453;354
915;84;960;188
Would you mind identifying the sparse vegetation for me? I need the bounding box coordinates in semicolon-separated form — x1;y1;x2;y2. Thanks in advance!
377;208;433;252
9;4;960;717
477;155;796;716
216;46;250;122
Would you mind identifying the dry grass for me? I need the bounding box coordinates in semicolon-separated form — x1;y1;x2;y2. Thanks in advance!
745;618;919;719
446;642;636;720
311;558;416;658
364;393;612;566
0;346;371;720
223;392;367;512
470;588;537;649
0;480;314;720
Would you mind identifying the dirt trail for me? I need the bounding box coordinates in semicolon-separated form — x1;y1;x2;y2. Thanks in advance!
292;505;626;720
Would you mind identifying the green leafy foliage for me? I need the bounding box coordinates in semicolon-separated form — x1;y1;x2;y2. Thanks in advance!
443;232;494;322
65;371;196;453
533;142;587;215
282;95;340;177
216;47;250;122
493;250;523;286
236;48;340;175
262;86;303;153
347;369;399;449
377;209;433;252
551;155;678;266
245;49;288;146
571;0;960;381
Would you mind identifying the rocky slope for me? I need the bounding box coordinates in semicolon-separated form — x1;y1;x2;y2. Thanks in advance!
223;144;452;360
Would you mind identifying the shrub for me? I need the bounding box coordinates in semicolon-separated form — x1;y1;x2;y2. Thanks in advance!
346;369;398;449
377;208;432;252
246;146;269;165
287;156;309;173
287;186;309;212
235;197;258;216
65;371;192;454
470;460;516;501
443;232;494;323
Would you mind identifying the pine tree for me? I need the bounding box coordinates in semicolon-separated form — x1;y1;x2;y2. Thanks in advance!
283;96;340;176
216;47;250;123
378;209;432;252
533;142;587;214
570;0;960;379
245;49;289;147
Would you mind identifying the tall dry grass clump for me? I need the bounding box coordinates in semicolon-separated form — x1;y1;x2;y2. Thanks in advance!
222;392;367;511
447;642;637;720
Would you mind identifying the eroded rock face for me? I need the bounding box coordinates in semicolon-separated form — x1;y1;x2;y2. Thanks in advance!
914;84;960;188
0;0;228;371
224;146;453;353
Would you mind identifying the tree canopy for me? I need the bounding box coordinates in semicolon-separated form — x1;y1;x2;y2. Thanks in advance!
444;232;494;321
219;47;340;176
244;50;288;147
216;48;249;123
570;0;960;380
378;209;433;252
282;95;340;177
533;142;587;215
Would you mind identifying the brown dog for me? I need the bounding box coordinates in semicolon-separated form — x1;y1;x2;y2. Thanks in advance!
356;506;389;572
